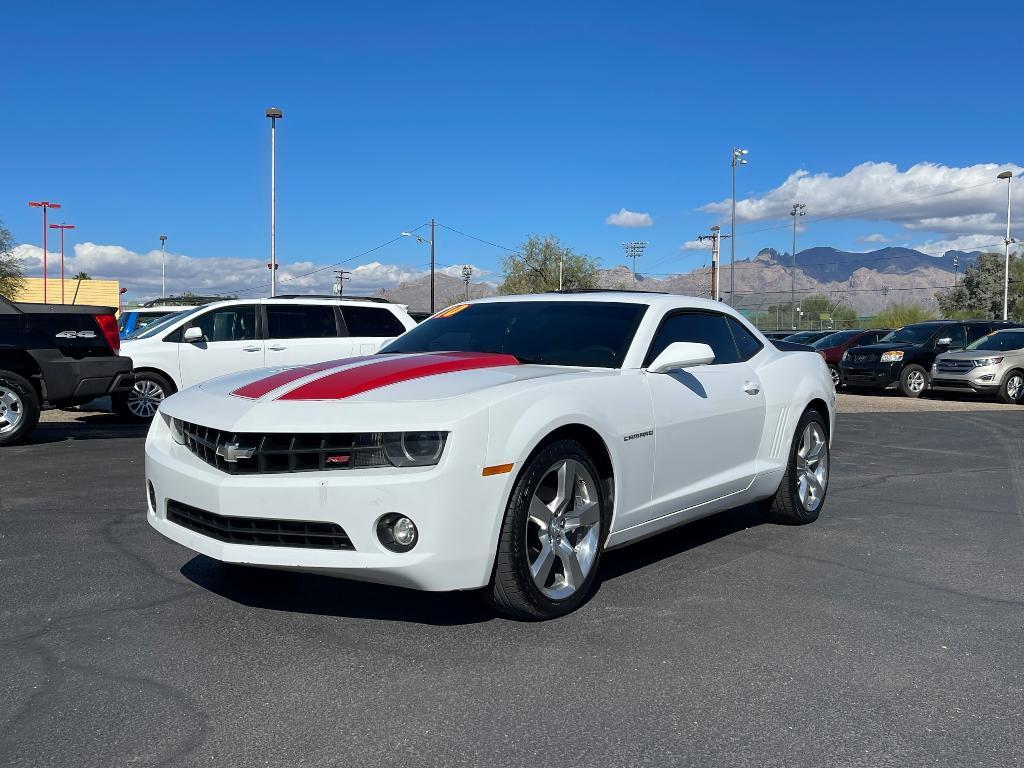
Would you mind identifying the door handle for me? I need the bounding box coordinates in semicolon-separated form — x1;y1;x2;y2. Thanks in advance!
743;381;761;395
268;345;286;352
242;345;262;352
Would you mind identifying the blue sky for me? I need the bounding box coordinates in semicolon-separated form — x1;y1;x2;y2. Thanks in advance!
2;0;1022;298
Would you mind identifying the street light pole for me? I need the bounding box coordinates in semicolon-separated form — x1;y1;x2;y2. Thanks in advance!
998;171;1014;321
462;265;472;301
159;234;168;299
730;148;749;305
790;202;806;330
49;223;76;304
400;227;435;312
28;201;61;303
266;106;283;297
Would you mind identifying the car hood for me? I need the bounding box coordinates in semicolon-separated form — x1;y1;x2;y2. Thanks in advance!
847;341;920;353
160;351;603;432
935;349;1009;361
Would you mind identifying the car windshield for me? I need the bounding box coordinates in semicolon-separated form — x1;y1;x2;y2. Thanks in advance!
967;331;1024;351
880;324;943;344
811;330;861;349
129;307;199;339
381;300;649;368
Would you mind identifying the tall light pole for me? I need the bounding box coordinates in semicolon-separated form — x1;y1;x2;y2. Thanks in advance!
790;202;806;330
622;241;648;280
159;234;168;299
998;171;1014;321
28;201;61;303
461;265;473;300
49;223;76;304
401;223;436;312
266;106;283;297
730;148;749;305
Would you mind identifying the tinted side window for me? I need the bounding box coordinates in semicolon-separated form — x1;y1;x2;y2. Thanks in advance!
266;305;339;339
940;325;966;348
341;306;406;337
966;324;993;343
190;306;257;342
727;316;763;361
644;312;740;367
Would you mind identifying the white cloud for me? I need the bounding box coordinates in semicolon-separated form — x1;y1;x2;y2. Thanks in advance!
910;233;1009;256
605;208;653;227
10;242;472;302
701;161;1023;237
856;233;889;244
680;239;711;251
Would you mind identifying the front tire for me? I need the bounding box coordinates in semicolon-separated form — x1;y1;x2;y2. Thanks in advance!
999;369;1024;404
113;371;175;421
898;364;928;398
828;365;841;388
489;439;608;620
764;409;830;525
0;369;41;447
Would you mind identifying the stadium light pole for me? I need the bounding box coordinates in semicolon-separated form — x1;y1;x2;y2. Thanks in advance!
49;223;76;304
790;202;806;329
159;234;168;299
998;170;1014;321
462;265;473;300
401;221;436;312
730;148;749;305
28;201;62;303
266;106;283;297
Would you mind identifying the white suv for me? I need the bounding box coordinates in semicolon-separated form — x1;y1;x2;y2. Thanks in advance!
116;296;417;419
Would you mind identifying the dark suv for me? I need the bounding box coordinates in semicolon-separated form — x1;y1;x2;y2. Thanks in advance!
839;320;1019;397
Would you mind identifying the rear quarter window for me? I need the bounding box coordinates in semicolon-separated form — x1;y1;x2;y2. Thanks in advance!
341;306;406;337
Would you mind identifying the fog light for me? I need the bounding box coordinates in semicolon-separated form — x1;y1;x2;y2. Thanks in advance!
147;481;156;513
376;513;418;552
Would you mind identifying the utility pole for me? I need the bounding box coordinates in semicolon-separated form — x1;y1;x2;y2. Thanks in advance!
159;234;168;299
790;202;806;330
49;223;76;304
430;218;436;313
998;171;1014;321
730;148;749;305
697;225;729;301
622;241;648;280
334;270;351;296
28;201;61;303
266;106;283;297
952;253;959;287
461;265;473;300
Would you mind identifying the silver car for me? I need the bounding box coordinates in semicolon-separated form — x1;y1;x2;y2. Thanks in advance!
931;328;1024;403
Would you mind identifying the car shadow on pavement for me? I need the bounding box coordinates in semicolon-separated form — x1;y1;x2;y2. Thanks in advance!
180;555;497;626
27;418;148;444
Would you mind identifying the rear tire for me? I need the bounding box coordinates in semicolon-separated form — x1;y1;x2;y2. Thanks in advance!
0;369;41;447
999;369;1024;404
898;364;928;398
763;409;829;525
488;439;608;620
113;371;175;421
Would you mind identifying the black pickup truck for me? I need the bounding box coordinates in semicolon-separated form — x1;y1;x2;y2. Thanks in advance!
0;294;134;445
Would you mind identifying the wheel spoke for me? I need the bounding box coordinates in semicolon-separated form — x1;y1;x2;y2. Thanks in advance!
806;472;824;498
556;539;585;589
563;499;599;530
551;460;577;514
528;496;551;531
530;541;556;586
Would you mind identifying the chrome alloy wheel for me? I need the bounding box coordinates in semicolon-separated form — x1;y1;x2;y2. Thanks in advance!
905;368;926;394
829;366;840;387
795;422;829;512
526;459;602;601
1007;373;1024;402
0;385;24;435
127;379;165;418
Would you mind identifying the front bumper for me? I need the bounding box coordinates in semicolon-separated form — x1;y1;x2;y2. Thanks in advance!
839;361;900;389
145;416;512;592
929;369;1000;394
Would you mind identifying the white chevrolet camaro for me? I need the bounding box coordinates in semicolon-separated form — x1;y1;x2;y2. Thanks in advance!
146;292;835;619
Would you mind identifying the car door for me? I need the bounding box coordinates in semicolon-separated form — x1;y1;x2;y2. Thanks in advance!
340;305;409;354
643;311;767;522
177;303;264;388
264;303;354;367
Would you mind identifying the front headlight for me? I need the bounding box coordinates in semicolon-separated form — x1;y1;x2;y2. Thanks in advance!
162;414;186;444
973;357;1003;367
383;431;447;467
841;350;850;362
880;350;904;362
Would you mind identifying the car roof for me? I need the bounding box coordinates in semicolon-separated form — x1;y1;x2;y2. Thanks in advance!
179;297;400;310
133;305;195;312
469;291;740;313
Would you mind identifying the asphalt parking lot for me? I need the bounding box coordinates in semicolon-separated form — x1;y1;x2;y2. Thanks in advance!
3;400;1023;767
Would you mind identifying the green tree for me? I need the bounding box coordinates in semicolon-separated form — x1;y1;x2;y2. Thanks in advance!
935;252;1023;319
498;235;599;295
0;218;26;299
72;271;92;280
875;301;936;327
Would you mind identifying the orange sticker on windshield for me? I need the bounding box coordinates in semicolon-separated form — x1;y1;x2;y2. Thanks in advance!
436;303;470;318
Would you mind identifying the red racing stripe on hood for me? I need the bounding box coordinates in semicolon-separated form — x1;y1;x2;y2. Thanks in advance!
231;356;377;399
277;351;520;401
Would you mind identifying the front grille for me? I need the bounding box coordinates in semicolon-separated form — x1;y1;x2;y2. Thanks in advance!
846;352;878;364
936;359;976;374
167;500;354;550
178;420;387;475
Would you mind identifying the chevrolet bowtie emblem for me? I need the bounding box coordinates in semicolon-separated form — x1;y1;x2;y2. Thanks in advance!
216;442;255;463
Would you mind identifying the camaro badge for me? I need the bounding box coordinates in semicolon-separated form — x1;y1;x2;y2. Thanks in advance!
623;429;654;442
216;442;255;462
